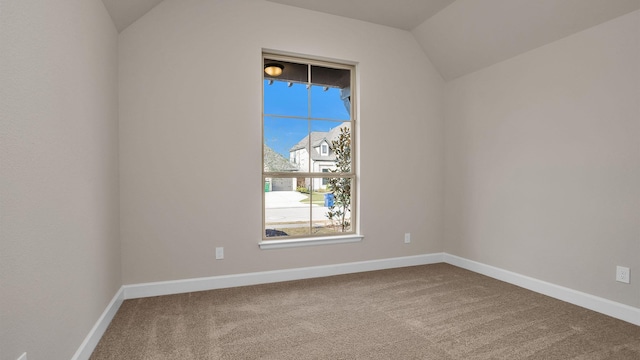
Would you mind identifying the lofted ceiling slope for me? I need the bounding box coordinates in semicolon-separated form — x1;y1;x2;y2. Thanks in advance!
265;0;456;30
102;0;164;32
411;0;640;80
102;0;640;80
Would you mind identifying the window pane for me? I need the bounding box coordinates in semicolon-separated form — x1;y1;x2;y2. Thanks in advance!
321;169;330;186
311;65;350;88
314;177;352;234
311;85;350;120
309;120;351;174
264;59;308;83
264;117;308;173
264;178;311;238
310;65;350;120
264;80;308;118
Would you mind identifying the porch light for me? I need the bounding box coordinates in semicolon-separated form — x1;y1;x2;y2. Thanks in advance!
264;63;283;77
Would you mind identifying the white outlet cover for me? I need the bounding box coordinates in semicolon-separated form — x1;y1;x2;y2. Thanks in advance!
215;247;224;260
616;266;630;284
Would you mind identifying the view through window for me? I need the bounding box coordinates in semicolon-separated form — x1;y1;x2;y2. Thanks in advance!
263;54;355;240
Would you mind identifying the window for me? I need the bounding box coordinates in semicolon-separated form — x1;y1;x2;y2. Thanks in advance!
262;53;356;243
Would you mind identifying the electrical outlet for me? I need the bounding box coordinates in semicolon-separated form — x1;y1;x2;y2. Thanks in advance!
404;233;411;244
616;266;630;284
17;353;27;360
215;247;224;260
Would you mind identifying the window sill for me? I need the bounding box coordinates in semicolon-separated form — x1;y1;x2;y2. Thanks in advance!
259;234;364;250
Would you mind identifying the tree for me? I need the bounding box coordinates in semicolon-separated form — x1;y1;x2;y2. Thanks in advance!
326;126;351;232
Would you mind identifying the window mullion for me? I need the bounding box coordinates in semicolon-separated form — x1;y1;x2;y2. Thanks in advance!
307;63;313;236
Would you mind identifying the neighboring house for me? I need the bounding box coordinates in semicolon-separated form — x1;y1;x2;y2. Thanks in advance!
289;122;350;191
264;144;299;191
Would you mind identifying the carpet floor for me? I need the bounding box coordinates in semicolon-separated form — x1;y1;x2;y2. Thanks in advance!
90;264;640;359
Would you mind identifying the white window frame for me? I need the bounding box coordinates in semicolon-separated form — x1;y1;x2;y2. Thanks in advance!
260;52;361;249
320;143;329;156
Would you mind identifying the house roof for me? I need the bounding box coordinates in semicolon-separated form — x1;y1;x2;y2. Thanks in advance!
264;145;299;172
289;122;350;161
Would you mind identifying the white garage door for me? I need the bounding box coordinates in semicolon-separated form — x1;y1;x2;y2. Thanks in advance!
272;178;294;191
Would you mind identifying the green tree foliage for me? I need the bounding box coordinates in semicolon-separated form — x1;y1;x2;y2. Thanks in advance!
327;126;351;232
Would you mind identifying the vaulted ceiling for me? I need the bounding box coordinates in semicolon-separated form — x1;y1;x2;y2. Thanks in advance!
101;0;164;32
102;0;640;80
265;0;457;30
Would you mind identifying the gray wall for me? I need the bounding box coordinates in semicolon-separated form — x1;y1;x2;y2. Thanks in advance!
0;0;121;359
118;0;445;285
444;10;640;308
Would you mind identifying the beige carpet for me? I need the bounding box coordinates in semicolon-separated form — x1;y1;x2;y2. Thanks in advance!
91;264;640;359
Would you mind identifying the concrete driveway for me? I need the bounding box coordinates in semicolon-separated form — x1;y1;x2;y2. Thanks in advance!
264;191;328;224
265;191;313;208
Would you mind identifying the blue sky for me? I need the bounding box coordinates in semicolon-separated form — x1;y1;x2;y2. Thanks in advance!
264;80;349;158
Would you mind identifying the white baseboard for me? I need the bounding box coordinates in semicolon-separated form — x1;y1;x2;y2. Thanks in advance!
123;253;444;299
443;253;640;326
70;287;124;360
